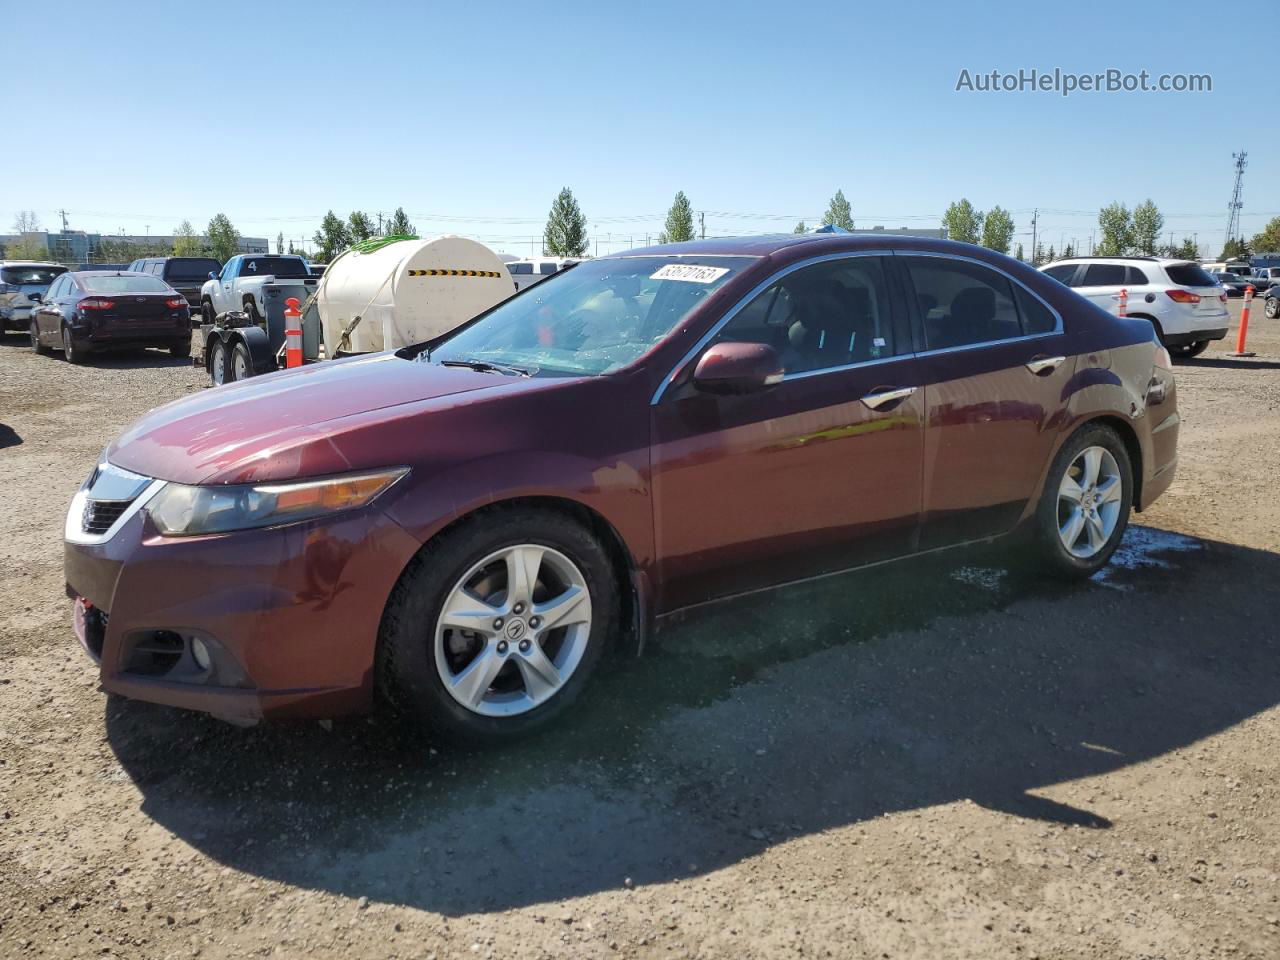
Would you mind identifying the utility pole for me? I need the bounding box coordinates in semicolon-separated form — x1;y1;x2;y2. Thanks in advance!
1225;151;1247;250
58;208;69;232
700;211;706;240
1030;209;1038;266
376;212;384;235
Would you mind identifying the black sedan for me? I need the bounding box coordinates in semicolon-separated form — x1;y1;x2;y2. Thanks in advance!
1214;273;1255;298
29;271;192;363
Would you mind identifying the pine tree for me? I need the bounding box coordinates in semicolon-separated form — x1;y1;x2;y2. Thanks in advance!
1221;236;1251;260
822;190;854;230
287;240;295;255
942;199;984;245
1014;242;1024;262
313;211;350;261
543;187;588;257
385;207;415;237
659;191;696;244
793;221;807;234
1046;244;1057;263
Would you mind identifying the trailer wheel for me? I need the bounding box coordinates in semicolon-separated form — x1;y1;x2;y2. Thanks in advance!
209;339;232;386
231;341;252;381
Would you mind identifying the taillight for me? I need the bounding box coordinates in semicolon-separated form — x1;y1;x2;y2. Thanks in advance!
1166;290;1201;304
166;297;187;309
1220;292;1228;303
79;298;115;311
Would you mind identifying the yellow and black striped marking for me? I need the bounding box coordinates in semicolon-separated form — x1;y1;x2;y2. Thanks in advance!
408;268;504;278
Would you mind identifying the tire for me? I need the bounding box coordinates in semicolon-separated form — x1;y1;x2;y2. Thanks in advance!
169;338;192;359
1266;298;1279;320
62;325;87;364
209;339;232;385
231;341;252;381
202;299;217;325
1170;340;1209;359
242;297;262;325
377;507;620;743
29;321;49;355
1033;423;1133;579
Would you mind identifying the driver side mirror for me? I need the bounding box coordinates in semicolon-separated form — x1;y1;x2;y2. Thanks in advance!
208;271;217;280
28;293;42;303
692;342;784;395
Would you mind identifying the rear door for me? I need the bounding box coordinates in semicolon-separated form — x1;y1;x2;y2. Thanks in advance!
897;254;1075;548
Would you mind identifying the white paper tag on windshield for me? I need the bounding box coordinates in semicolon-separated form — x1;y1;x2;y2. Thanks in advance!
650;263;730;284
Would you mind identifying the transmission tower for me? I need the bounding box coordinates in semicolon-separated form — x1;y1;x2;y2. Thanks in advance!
1224;151;1247;249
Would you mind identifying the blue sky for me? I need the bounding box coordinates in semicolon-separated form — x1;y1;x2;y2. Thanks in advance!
7;0;1275;258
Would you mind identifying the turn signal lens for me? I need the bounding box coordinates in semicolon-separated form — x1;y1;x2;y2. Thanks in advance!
146;468;409;536
1165;290;1201;304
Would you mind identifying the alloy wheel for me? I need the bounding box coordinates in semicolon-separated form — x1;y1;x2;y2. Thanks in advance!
1057;446;1123;558
434;544;592;717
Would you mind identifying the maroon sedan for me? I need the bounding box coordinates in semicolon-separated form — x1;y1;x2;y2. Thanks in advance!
64;234;1179;740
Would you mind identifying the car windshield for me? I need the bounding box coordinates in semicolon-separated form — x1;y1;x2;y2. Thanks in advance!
2;266;66;285
81;274;172;294
424;256;753;377
241;256;310;279
165;258;221;281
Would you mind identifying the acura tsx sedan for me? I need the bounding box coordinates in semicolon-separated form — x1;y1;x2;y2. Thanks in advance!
64;233;1179;740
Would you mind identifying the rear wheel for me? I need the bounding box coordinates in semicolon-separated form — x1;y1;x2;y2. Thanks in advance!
62;325;87;364
169;337;192;359
377;508;619;742
1265;298;1279;319
29;321;49;355
231;341;251;381
1033;424;1133;578
209;339;232;385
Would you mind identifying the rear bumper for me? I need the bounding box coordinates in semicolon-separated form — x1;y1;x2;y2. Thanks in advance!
74;316;192;346
1162;326;1228;347
64;496;422;723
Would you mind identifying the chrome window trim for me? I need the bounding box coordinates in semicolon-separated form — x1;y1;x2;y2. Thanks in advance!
649;250;895;405
912;330;1059;360
64;466;166;546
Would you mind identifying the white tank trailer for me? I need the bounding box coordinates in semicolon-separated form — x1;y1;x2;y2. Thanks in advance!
316;236;514;355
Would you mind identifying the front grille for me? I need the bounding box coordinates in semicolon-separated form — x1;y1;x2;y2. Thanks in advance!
83;498;133;535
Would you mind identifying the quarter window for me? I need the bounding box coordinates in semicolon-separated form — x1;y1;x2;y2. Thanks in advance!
1080;263;1127;287
711;257;900;375
905;258;1022;350
1126;266;1150;285
1014;287;1058;335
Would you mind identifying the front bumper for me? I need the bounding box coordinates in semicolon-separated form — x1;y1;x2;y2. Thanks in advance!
3;306;33;327
64;482;422;723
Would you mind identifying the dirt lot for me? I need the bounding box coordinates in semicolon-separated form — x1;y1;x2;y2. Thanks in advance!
2;304;1279;960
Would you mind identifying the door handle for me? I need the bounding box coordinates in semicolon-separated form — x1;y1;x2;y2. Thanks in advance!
1025;355;1066;376
860;386;917;410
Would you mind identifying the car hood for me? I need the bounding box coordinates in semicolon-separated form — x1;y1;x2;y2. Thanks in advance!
106;353;511;485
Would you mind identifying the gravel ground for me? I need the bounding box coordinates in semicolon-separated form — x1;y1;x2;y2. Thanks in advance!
2;304;1279;959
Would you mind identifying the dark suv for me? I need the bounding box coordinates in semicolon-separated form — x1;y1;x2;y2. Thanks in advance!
126;257;221;325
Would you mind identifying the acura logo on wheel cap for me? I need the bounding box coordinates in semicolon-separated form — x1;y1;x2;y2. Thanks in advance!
505;619;527;641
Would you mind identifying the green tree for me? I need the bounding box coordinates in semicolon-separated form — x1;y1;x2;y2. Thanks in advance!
347;210;375;243
275;231;284;255
980;205;1015;254
173;220;202;257
287;240;295;255
1062;243;1075;259
822;190;854;230
1176;238;1199;260
1046;244;1057;263
1250;216;1280;254
1131;199;1163;256
942;199;984;245
206;213;240;263
1096;203;1132;257
543;187;588;257
1220;236;1251;261
385;207;415;236
659;191;696;244
1014;242;1024;261
793;221;807;234
313;210;350;261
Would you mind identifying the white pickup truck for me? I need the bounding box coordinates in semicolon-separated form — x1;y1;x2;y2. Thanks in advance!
199;254;316;324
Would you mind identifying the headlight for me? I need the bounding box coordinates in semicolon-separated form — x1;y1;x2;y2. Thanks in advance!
145;467;408;537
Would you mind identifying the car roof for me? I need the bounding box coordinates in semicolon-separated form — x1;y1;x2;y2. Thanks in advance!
602;233;981;259
70;270;150;277
0;260;63;268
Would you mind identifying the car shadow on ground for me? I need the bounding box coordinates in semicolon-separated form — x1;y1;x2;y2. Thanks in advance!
105;527;1280;916
1190;356;1280;370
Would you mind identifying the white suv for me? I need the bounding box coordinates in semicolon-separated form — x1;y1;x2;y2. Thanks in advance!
1040;257;1229;358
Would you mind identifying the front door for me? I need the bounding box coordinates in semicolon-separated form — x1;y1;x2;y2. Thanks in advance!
651;254;925;612
896;254;1076;548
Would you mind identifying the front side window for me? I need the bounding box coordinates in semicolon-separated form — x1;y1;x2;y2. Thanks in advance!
1043;263;1078;286
710;256;901;375
1080;264;1127;287
427;256;753;377
906;257;1022;350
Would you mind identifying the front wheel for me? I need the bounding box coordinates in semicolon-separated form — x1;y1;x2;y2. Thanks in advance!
29;321;49;355
1265;298;1279;320
202;299;217;325
377;508;619;742
1033;424;1133;578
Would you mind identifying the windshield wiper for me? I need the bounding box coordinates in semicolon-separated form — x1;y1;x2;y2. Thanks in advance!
439;357;535;377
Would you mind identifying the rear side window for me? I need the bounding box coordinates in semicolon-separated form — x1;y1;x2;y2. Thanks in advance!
538;262;559;275
1080;264;1126;287
906;257;1022;350
509;263;533;275
1164;262;1217;287
1126;266;1150;285
1043;264;1078;285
